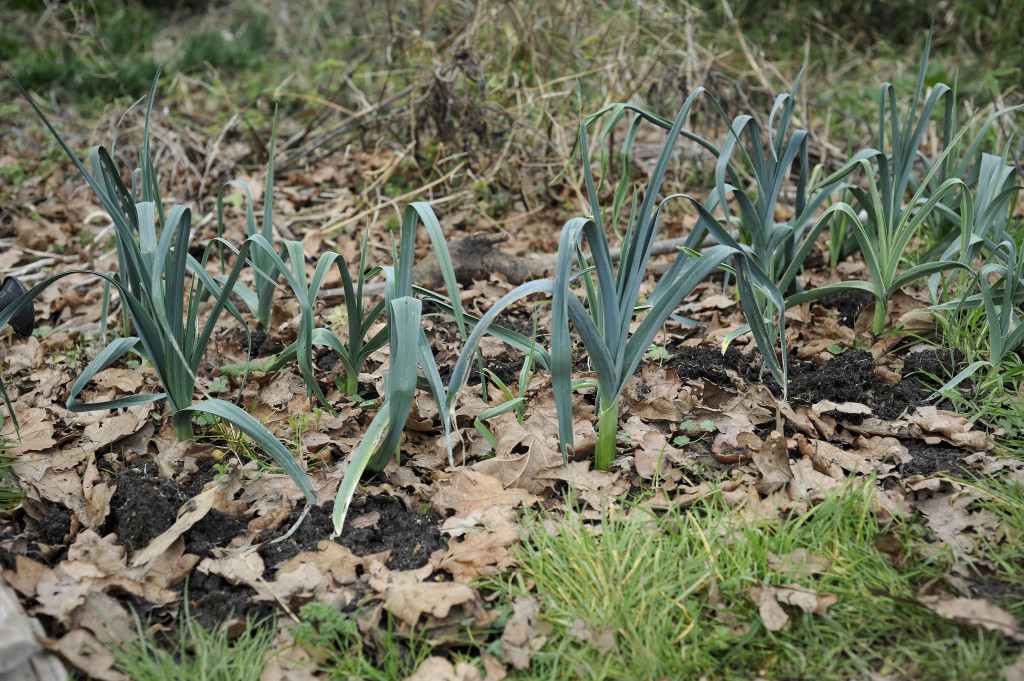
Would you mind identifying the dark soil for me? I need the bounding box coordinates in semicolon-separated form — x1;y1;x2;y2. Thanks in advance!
467;357;526;387
821;290;875;328
258;495;445;572
899;440;975;479
668;344;967;422
8;452;445;639
666;346;754;389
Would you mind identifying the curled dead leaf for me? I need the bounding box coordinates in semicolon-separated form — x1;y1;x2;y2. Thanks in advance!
500;595;551;670
747;584;838;632
751;431;793;493
404;656;483;681
438;525;520;582
915;582;1024;642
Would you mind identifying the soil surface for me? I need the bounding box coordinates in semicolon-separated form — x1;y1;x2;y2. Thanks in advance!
4;453;446;634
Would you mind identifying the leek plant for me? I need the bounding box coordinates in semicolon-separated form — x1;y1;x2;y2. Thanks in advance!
475;322;540;450
784;36;978;333
330;203;553;535
8;72;317;520
928;152;1020;271
708;72;843;295
929;236;1024;397
214;112;386;400
913;98;1024;261
260;238;387;406
550;89;785;471
214;110;280;330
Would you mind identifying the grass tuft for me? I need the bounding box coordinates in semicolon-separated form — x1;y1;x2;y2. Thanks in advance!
496;480;1023;680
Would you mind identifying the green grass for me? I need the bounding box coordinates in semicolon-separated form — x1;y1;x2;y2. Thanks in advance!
2;2;1023;678
290;602;435;680
1;1;160;102
0;434;24;512
107;607;275;681
493;480;1021;680
963;474;1024;620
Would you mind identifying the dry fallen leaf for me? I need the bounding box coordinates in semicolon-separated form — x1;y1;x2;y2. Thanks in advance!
915;490;999;554
622;364;693;421
538;461;630;510
751;431;793;493
437;525;520;582
567;617;617;654
0;578;66;679
441;506;519;538
916;587;1024;642
811;400;872;416
747;585;791;631
747;584;838;631
500;595;551;670
432;469;541;518
472;413;564;494
767;549;831;579
404;656;483;681
383;580;478;627
910;406;994;452
45;630;129;681
259;629;320;681
129;464;245;573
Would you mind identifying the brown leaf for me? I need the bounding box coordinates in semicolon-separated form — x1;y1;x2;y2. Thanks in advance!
621;416;677;480
28;529;176;626
12;454;88;526
432;469;541;518
622;365;692;421
481;651;509;681
277;540;368;586
747;584;838;632
129;465;244;572
350;511;382;530
70;591;134;643
197;551;266;588
567;617;616;653
85;482;115;530
811;400;872;416
405;656;483;681
88;368;147;394
472;414;564;494
2;555;52;599
384;580;478;627
0;578;66;679
747;585;790;631
910;406;993;452
710;412;758;458
751;431;792;493
917;589;1024;641
251;541;368;610
767;549;831;579
248;501;294;535
438;526;520;582
775;584;838;615
854;435;910;465
915;491;999;554
1;407;55;455
538;461;629;510
803;438;870;477
46;630;129;681
500;595;551;670
441;506;519;538
259;630;320;681
775;399;817;437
